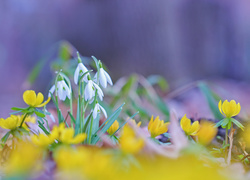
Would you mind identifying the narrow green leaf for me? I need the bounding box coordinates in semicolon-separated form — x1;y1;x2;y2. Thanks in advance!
198;82;224;120
110;112;139;137
68;112;76;124
11;107;25;111
93;103;125;135
91;106;123;144
35;111;46;118
1;131;11;144
231;118;244;130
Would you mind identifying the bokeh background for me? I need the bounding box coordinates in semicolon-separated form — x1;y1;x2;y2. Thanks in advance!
1;0;250;117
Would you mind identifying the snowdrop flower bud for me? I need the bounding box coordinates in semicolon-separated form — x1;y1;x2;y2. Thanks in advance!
49;77;71;101
74;52;89;84
94;61;113;88
84;76;104;102
93;102;107;119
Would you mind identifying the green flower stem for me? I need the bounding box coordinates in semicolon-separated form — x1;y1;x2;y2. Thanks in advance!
19;113;29;128
88;116;94;144
81;81;85;133
69;92;73;128
78;82;82;134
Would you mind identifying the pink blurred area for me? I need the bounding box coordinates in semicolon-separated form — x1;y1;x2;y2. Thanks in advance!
1;0;250;116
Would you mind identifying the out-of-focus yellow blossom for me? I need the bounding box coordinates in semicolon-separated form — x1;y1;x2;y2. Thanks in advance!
0;115;36;131
115;155;228;180
30;133;55;148
51;123;87;144
107;120;119;135
197;121;218;145
218;100;241;118
23;90;50;107
120;125;144;154
180;114;200;136
0;115;19;130
55;146;114;180
242;124;250;148
131;119;141;127
5;141;43;176
148;116;169;138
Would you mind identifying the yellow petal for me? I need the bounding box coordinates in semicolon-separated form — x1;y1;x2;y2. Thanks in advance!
36;97;51;108
71;133;87;144
218;100;224;116
222;100;232;118
180;114;191;133
60;128;74;144
35;92;44;106
23;90;37;107
189;121;200;135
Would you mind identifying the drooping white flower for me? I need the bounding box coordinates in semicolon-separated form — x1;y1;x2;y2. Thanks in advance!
49;80;71;101
93;103;107;119
74;62;89;85
94;67;113;88
84;80;104;102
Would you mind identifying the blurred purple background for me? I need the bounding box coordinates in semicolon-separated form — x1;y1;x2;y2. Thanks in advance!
1;0;250;116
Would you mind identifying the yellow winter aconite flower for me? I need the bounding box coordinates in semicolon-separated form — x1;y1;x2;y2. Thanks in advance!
0;115;35;130
120;125;144;154
148;116;169;138
180;114;200;136
218;100;241;118
52;123;87;144
197;121;218;145
0;115;19;130
107;120;119;135
23;90;50;107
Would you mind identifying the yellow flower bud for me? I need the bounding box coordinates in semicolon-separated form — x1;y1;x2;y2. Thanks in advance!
180;114;200;136
218;100;241;118
107;120;119;135
197;121;218;145
148;116;169;138
23;90;50;108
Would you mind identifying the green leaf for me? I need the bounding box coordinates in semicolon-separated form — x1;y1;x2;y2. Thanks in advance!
221;118;229;127
35;111;46;118
1;131;11;144
82;113;93;133
231;118;244;130
110;112;139;137
38;121;50;135
91;103;125;144
68;112;76;124
11;107;26;111
215;119;224;128
198;82;224;120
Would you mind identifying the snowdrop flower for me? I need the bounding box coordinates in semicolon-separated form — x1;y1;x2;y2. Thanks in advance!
49;79;71;101
84;77;104;102
94;61;113;88
74;52;89;84
93;103;107;119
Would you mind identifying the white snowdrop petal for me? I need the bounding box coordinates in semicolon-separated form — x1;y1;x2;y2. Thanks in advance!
74;65;80;85
103;70;113;86
93;104;99;119
99;105;107;118
99;68;107;88
48;85;55;97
